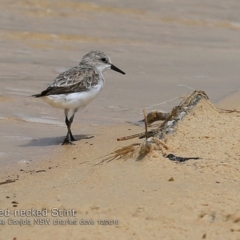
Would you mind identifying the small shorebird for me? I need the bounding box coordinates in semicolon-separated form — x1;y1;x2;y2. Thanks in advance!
33;50;125;145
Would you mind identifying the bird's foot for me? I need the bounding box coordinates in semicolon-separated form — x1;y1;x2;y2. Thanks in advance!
70;134;77;142
62;137;75;145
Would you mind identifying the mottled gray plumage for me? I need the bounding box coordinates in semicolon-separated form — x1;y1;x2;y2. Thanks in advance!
36;66;100;96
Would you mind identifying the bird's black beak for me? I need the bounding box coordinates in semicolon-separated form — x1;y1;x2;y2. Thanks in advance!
111;64;125;75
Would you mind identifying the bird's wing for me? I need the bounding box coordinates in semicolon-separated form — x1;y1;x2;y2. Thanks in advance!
34;66;100;97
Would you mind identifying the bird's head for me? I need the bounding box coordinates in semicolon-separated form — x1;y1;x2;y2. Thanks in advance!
81;50;125;75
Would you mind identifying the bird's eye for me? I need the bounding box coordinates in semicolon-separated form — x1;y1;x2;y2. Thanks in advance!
101;58;107;63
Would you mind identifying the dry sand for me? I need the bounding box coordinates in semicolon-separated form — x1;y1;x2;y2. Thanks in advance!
1;0;240;239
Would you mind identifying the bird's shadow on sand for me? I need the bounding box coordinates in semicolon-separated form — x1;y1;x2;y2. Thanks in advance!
19;134;94;147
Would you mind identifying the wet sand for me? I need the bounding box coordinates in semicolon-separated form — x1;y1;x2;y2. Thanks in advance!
1;0;240;239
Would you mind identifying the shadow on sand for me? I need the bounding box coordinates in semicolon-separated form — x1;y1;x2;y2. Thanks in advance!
19;134;94;147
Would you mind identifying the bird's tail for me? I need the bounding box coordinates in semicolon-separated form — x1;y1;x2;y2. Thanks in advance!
32;93;43;98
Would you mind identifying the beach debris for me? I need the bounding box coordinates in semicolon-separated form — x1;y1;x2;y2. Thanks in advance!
35;170;46;173
0;179;17;185
117;133;143;141
202;233;207;239
217;108;240;113
97;137;170;164
103;90;240;163
142;90;209;140
118;90;209;141
140;110;170;125
168;177;174;181
143;109;148;139
106;91;208;162
165;154;201;162
135;137;170;161
95;143;141;165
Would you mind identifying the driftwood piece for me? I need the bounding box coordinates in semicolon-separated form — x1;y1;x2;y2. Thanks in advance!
143;109;148;140
152;90;209;140
118;90;209;141
117;133;144;141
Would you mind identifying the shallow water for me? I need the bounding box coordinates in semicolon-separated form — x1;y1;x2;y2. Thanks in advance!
1;0;240;172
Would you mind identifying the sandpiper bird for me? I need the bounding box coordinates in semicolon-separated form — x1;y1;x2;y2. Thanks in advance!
32;50;125;145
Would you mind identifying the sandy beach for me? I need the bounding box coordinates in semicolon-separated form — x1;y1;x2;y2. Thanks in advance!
1;0;240;239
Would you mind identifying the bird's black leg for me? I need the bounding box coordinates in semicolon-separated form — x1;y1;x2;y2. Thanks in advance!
62;116;74;145
62;109;78;145
62;109;74;145
68;113;76;141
